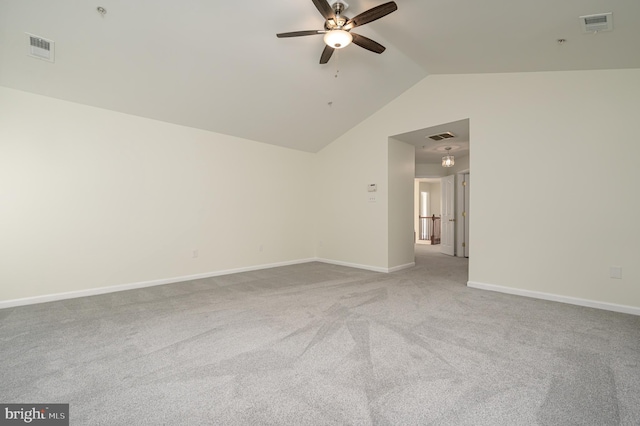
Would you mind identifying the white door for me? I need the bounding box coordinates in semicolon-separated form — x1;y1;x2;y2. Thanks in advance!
440;175;455;256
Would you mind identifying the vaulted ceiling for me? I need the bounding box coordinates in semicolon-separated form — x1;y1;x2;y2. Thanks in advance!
1;0;638;153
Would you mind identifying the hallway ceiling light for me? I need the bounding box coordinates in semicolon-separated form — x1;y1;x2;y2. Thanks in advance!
442;147;455;167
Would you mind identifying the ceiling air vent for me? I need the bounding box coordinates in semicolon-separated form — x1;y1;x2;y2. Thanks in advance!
26;33;55;62
579;13;613;33
427;132;456;141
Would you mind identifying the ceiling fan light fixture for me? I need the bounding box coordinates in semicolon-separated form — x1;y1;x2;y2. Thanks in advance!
323;29;352;49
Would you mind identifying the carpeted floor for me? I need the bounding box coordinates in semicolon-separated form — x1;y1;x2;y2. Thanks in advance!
1;245;639;425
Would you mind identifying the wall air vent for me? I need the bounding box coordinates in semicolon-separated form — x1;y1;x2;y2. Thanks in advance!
26;33;55;62
579;13;613;33
427;132;456;141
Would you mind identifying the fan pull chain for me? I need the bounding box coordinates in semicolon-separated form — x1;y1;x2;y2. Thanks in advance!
334;49;341;79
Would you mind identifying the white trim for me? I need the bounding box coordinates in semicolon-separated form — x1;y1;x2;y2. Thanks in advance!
0;257;413;310
467;281;640;316
316;258;390;273
388;262;416;272
0;258;316;310
317;259;414;273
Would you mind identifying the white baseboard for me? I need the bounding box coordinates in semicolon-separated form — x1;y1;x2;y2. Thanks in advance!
0;258;317;310
316;258;411;273
467;281;640;316
388;262;416;273
0;257;415;310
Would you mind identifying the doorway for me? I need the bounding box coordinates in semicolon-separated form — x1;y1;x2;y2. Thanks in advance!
391;118;470;264
414;178;441;245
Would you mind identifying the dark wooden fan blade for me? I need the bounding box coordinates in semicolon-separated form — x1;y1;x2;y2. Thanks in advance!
277;30;324;38
312;0;335;20
320;45;335;64
351;33;386;54
343;1;397;30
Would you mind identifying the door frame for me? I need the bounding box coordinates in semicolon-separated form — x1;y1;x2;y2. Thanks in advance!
440;174;455;256
456;171;470;258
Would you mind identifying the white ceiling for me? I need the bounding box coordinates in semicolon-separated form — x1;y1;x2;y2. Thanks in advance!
1;0;638;154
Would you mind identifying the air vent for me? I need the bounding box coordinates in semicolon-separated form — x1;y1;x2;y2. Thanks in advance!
579;13;613;33
427;132;456;141
26;33;55;62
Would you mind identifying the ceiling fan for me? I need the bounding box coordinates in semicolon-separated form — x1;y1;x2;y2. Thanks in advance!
276;0;398;64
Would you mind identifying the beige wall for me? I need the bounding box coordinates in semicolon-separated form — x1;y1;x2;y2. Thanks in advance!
430;184;441;217
416;154;470;178
418;182;441;217
0;87;315;302
388;138;415;269
314;115;389;270
318;69;640;309
415;163;446;177
3;68;640;311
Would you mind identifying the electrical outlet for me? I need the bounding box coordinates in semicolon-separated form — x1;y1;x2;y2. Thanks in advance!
368;195;377;203
609;266;622;279
192;249;198;258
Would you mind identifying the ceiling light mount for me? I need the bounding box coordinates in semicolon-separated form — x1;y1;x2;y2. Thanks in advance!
330;0;349;15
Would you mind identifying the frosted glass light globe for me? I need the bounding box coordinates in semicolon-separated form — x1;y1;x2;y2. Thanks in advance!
323;30;353;49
